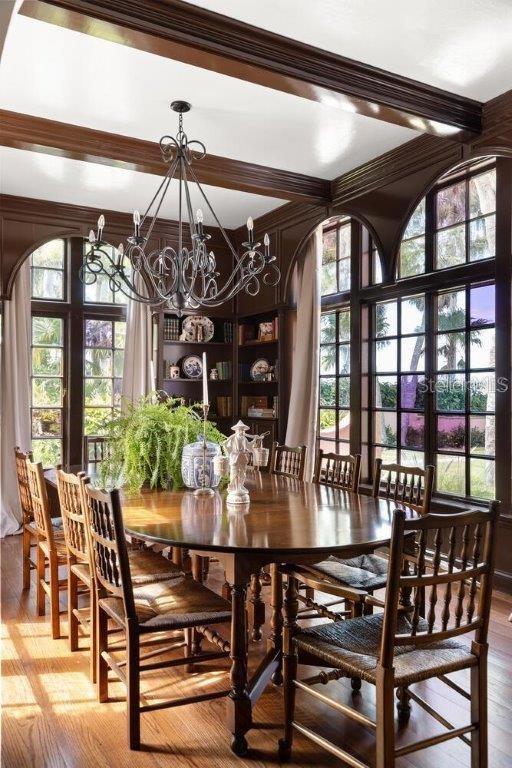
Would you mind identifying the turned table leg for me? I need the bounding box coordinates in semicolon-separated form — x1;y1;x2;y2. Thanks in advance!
248;572;265;642
227;576;251;756
268;563;283;685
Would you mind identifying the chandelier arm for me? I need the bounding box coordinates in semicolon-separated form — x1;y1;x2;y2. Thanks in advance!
143;169;175;246
140;154;179;230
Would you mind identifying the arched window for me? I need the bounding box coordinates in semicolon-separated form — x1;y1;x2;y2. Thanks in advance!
29;238;127;466
364;159;496;501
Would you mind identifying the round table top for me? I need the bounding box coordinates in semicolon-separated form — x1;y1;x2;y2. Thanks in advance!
121;472;418;556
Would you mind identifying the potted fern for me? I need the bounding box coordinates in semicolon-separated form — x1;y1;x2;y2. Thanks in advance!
99;395;226;492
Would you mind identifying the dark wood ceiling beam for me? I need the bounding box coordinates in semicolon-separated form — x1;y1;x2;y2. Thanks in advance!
20;0;482;140
0;110;329;203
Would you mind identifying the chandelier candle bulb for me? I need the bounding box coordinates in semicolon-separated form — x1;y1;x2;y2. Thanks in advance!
97;214;105;239
202;351;209;407
247;216;254;244
133;210;141;238
88;229;95;244
196;208;204;237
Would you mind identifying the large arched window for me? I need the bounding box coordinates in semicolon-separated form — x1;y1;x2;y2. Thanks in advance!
29;238;127;466
365;159;496;501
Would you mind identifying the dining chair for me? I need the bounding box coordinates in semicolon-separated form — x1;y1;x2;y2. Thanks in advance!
83;435;107;467
270;442;307;480
313;449;360;490
15;447;36;591
26;459;68;639
279;501;499;768
84;482;232;749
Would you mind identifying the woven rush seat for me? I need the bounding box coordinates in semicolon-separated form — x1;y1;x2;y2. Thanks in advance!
100;575;231;631
309;553;389;591
71;550;184;589
294;613;476;687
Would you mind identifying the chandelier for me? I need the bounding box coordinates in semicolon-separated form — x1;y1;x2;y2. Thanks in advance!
80;101;280;311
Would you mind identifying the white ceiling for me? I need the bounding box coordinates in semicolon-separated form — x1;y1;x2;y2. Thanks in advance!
189;0;512;101
0;147;284;229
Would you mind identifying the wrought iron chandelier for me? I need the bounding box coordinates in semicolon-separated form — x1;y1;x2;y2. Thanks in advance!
80;101;280;311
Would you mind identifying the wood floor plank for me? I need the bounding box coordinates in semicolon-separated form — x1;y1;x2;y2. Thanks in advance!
2;534;511;767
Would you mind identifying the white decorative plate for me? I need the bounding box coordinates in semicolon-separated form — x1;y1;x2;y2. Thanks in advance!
181;355;203;379
250;358;271;381
182;315;214;342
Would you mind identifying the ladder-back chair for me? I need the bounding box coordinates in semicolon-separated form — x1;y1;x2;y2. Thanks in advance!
15;447;36;590
84;435;107;467
280;501;499;767
26;459;68;639
313;450;361;491
270;442;307;480
84;483;232;749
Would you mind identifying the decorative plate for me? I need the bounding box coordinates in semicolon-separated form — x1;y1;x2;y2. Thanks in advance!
182;315;214;343
181;355;203;379
250;358;271;381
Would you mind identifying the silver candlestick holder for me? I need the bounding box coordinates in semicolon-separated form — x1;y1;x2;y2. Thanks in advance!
194;402;215;497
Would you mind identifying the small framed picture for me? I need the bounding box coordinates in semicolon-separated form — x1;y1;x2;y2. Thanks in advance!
258;321;274;342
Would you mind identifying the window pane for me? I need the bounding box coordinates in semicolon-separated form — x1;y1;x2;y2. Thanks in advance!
84;408;111;436
115;321;126;349
469;169;496;218
338;344;350;374
435;373;466;411
469;373;494;412
32;409;61;437
338;409;350;443
320;346;336;375
470;328;495;369
32;268;64;300
320;314;336;343
319;378;336;406
401;412;424;449
338;377;350;408
401;335;425;372
84;378;113;407
437;415;466;452
437;289;466;331
375;339;397;372
403;198;426;239
400;374;426;410
338;259;350;291
85;319;113;347
319;409;336;440
113;349;124;378
437;333;465;371
401;296;425;334
436;181;465;228
322;229;336;263
84;349;112;377
375;301;397;337
338;311;350;342
32;378;62;407
32;348;62;376
470;458;494;499
31;239;64;268
436;453;465;496
436;224;466;269
321;262;337;296
374;446;397;465
470;284;494;326
32;439;62;466
373;411;397;446
32;317;63;346
338;224;351;260
400;450;425;469
399;236;425;277
469;215;495;261
374;376;397;409
372;249;383;284
470;415;495;456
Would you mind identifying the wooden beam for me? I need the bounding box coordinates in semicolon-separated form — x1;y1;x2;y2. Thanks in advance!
20;0;482;139
0;110;329;203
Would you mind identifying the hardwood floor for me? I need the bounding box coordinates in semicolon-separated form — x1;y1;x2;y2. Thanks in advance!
2;535;511;768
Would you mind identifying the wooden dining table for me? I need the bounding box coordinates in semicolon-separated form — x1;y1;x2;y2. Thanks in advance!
45;467;417;756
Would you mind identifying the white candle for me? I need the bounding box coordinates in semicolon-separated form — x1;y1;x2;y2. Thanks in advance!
202;351;209;406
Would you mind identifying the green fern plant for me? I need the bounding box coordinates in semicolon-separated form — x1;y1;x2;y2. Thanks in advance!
99;394;226;492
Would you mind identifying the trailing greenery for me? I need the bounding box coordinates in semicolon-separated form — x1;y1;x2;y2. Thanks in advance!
99;394;226;492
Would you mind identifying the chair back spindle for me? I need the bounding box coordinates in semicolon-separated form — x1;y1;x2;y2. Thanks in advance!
372;458;434;514
313;450;361;491
270;442;307;480
379;502;499;668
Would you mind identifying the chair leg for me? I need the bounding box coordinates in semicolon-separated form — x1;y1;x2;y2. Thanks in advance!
471;648;488;768
90;586;97;685
350;600;363;691
375;667;395;768
68;568;79;652
97;603;109;703
278;646;297;761
36;544;45;617
49;553;61;640
396;686;411;719
126;622;141;750
22;526;31;590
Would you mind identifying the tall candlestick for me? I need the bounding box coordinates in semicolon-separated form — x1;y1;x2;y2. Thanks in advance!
202;351;209;406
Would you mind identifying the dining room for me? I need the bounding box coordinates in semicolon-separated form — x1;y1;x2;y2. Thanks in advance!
1;2;512;766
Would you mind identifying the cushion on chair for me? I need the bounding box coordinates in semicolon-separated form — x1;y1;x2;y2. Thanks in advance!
308;553;389;591
294;614;476;686
99;576;231;631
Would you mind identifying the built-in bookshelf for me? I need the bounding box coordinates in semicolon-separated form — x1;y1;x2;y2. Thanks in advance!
154;307;285;450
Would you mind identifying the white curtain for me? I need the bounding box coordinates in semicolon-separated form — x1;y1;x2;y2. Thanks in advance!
121;277;154;407
285;226;322;480
0;260;31;536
